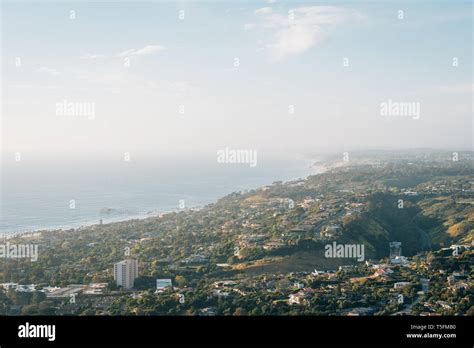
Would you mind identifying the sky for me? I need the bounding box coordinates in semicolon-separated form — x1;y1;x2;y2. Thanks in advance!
1;0;472;161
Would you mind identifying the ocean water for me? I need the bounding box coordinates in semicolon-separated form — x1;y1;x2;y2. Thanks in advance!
0;154;317;235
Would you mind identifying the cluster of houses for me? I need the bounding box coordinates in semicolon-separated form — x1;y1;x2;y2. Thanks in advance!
0;282;108;297
182;254;209;264
0;283;36;293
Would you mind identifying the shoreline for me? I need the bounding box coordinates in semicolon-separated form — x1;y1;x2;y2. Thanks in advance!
0;206;201;240
2;160;327;240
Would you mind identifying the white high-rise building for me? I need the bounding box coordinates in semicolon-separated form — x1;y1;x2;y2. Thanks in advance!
389;242;402;258
114;259;138;290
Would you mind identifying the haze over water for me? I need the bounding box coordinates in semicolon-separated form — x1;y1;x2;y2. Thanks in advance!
0;154;316;235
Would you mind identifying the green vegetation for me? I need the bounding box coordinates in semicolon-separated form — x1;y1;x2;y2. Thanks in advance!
0;151;472;316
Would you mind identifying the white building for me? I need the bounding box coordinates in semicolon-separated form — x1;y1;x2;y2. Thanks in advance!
389;242;402;259
390;255;408;265
403;191;418;196
288;291;308;305
0;283;19;290
393;282;411;289
114;259;139;290
156;279;173;292
420;278;430;292
16;284;35;292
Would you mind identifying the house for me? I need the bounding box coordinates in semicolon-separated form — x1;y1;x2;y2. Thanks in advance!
420;312;441;316
216;263;231;268
390;256;408;265
447;272;464;285
339;265;355;271
83;283;108;295
212;289;230;297
199;307;217;316
221;221;234;233
0;283;19;290
40;286;61;293
288;291;308;305
436;300;452;310
373;268;393;278
183;254;209;264
263;241;284;251
394;282;411;289
450;281;468;293
16;284;36;292
1;283;36;293
325;224;341;232
46;285;85;298
213;280;237;288
293;282;304;289
299;199;315;209
403;191;418;196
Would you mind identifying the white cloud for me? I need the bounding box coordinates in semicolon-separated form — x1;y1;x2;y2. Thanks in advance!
254;7;272;15
271;23;325;59
118;45;166;57
80;53;105;60
267;0;277;3
251;6;365;60
243;23;257;31
36;67;60;76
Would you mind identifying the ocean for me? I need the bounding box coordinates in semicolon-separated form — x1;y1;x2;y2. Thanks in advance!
0;154;318;236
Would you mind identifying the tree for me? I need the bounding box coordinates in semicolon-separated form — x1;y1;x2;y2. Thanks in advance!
466;306;474;316
21;304;39;315
233;307;248;316
227;256;238;265
175;275;187;287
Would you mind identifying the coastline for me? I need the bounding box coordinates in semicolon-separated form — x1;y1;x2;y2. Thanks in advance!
1;207;193;240
1;159;328;240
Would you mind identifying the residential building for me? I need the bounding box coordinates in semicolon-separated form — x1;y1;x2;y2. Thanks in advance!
114;259;139;290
